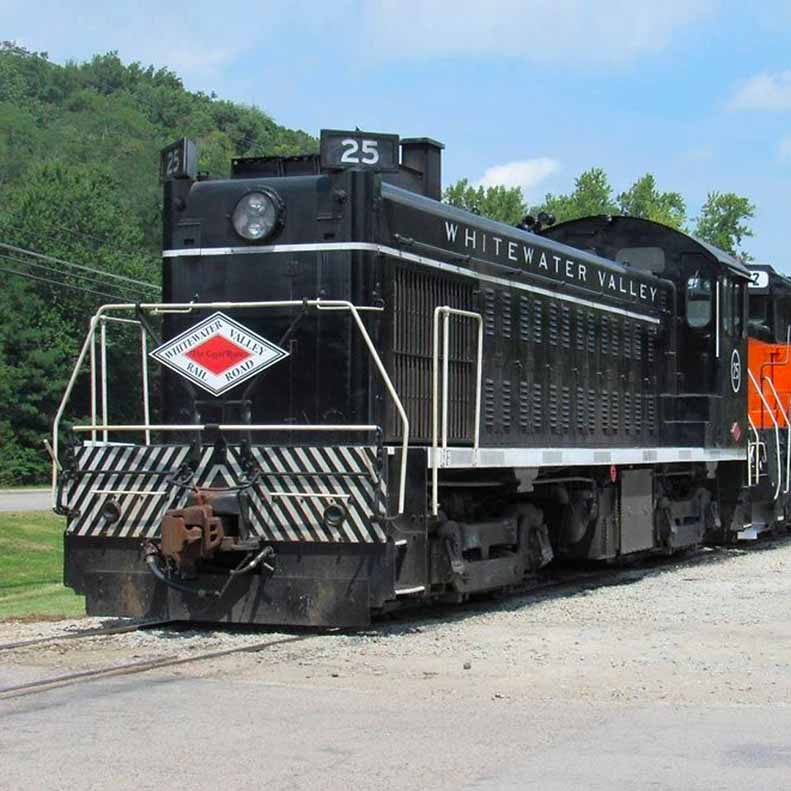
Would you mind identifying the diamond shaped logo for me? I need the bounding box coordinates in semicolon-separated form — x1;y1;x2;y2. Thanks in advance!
150;312;289;396
185;334;251;375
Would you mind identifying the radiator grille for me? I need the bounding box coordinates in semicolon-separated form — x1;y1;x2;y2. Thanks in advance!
391;267;475;441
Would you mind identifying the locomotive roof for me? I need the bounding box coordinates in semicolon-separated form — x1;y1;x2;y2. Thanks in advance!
381;183;655;280
544;215;752;279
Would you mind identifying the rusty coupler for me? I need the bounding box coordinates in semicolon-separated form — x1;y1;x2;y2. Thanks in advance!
143;490;275;586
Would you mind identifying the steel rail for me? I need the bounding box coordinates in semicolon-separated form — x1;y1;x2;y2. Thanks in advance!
0;620;174;653
0;634;312;701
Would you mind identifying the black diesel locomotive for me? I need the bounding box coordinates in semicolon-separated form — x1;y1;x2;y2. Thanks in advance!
56;129;764;627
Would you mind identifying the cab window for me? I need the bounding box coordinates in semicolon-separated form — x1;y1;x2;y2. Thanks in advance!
686;274;712;328
733;281;744;338
722;277;733;334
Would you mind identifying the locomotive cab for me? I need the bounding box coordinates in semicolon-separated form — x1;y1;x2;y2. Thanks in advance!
544;216;749;449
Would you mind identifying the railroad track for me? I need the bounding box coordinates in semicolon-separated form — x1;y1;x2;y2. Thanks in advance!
0;634;312;701
2;534;789;702
0;619;175;653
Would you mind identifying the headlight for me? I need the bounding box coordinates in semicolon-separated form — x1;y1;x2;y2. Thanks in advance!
232;190;283;241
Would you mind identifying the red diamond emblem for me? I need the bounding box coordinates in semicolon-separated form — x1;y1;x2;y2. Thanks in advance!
185;334;251;375
151;312;289;397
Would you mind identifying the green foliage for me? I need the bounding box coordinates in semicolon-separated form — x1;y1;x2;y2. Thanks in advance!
617;174;686;230
694;191;755;257
537;168;617;223
0;43;317;484
443;178;527;225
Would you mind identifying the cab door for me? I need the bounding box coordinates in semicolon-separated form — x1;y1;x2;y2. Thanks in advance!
717;274;748;448
682;259;717;394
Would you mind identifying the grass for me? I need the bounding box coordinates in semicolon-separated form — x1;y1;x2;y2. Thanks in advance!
0;511;85;620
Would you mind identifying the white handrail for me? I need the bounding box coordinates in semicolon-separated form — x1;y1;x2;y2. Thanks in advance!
747;415;760;487
748;369;782;500
140;328;151;446
761;376;790;494
431;306;484;516
100;318;108;443
52;300;409;515
73;423;380;432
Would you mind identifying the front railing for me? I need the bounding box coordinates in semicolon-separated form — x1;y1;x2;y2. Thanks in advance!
52;300;410;515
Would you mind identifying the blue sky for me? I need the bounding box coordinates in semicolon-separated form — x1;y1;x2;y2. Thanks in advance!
4;0;791;267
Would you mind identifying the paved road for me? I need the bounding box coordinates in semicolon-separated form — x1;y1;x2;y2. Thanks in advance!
0;488;51;512
1;670;789;791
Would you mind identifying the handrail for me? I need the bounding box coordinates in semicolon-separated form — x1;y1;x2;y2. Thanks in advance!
748;369;782;500
73;424;380;432
761;376;791;494
52;299;409;515
747;415;760;487
89;317;151;447
431;306;484;516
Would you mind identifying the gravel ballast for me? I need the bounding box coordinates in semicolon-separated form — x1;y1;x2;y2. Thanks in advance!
2;539;791;707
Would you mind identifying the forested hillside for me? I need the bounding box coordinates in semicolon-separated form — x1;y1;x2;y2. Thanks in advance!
0;43;316;483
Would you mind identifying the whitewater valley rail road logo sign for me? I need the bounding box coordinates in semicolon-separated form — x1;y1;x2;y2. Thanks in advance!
150;312;289;396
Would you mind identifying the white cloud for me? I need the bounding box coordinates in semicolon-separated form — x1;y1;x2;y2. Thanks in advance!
360;0;716;66
2;0;268;79
780;137;791;162
729;71;791;111
477;158;559;196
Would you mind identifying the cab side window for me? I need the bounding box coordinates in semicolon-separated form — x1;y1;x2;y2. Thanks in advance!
733;282;744;338
686;274;712;328
722;277;733;334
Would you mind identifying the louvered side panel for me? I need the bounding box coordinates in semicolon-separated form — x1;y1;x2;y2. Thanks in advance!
391;266;476;443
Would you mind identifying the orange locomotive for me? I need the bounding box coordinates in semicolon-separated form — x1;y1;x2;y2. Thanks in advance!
744;264;791;536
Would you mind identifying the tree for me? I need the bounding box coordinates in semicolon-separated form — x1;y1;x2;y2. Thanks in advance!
0;45;321;482
617;174;686;230
443;179;526;225
536;168;617;224
694;192;755;257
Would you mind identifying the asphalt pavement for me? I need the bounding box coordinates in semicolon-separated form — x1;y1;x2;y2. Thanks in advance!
0;488;51;512
1;672;789;791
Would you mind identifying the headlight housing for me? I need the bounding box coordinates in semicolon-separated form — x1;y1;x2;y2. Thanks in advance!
232;189;283;241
